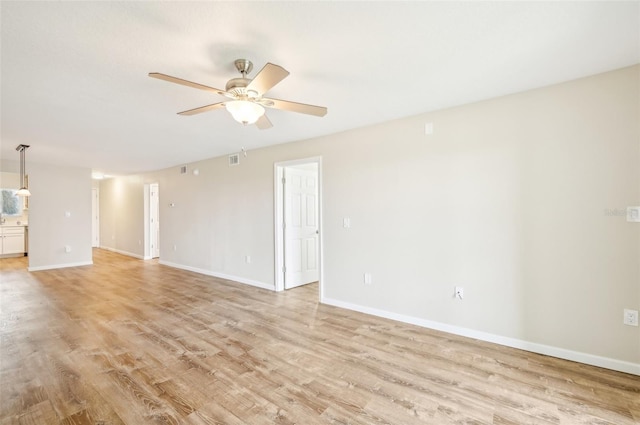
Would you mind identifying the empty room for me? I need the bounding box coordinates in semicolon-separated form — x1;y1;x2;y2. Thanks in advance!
1;1;638;424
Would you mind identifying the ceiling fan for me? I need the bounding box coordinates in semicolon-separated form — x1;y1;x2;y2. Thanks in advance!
149;59;327;129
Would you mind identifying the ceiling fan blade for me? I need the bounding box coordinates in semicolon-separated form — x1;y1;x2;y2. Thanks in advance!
246;63;289;95
177;102;226;116
149;72;227;95
255;114;273;130
263;97;327;117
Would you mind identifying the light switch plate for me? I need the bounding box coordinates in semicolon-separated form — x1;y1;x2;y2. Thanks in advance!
627;206;640;222
425;122;434;135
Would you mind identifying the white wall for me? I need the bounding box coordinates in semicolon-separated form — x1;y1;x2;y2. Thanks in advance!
100;65;639;373
26;162;93;270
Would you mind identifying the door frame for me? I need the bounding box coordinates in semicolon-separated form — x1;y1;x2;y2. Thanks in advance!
144;182;160;260
149;183;160;259
91;188;100;248
274;156;323;297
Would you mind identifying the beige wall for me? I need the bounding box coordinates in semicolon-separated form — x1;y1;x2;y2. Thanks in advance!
0;159;19;174
100;65;640;372
99;175;146;258
27;162;93;270
0;171;20;188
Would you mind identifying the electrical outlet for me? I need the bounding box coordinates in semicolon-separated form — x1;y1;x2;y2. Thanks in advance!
455;286;464;299
364;273;372;285
64;245;71;253
623;309;638;326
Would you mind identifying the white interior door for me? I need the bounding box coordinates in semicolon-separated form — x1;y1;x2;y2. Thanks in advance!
284;166;319;289
91;188;99;247
150;183;160;258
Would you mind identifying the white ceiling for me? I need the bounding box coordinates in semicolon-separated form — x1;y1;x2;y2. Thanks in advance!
1;1;638;176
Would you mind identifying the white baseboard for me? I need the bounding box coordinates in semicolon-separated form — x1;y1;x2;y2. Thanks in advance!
159;260;274;291
99;246;145;260
28;261;93;272
321;296;640;376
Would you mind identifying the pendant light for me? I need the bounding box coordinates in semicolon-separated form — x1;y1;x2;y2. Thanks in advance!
15;144;31;197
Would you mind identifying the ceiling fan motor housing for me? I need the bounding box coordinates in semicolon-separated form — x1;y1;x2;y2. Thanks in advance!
225;77;256;98
226;59;260;98
234;59;253;75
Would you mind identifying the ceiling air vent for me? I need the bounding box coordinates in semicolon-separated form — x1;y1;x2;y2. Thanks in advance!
180;166;187;174
229;154;240;166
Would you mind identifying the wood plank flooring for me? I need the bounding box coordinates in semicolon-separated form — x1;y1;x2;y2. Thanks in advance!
1;249;638;424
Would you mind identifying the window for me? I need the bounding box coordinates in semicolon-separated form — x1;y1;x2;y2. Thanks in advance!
1;189;23;216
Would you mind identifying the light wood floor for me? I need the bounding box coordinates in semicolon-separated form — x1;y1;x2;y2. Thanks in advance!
1;250;638;425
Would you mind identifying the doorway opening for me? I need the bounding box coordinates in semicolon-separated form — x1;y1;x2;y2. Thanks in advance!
274;157;322;297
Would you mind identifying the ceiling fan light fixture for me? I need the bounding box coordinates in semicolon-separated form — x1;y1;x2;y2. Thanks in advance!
150;59;326;129
225;100;264;125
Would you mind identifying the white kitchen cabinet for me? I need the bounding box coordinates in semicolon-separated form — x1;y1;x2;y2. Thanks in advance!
1;226;26;256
